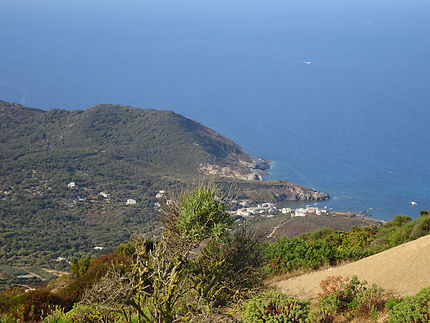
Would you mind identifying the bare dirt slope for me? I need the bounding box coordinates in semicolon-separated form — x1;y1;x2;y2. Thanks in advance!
258;215;384;241
274;234;430;299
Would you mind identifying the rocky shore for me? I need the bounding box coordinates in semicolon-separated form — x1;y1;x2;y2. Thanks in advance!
200;153;330;202
199;157;272;181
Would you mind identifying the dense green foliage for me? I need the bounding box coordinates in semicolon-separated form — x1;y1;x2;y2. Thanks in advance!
388;287;430;323
242;290;310;322
0;100;257;273
0;288;71;322
190;231;264;307
262;226;377;275
373;211;430;247
70;256;92;278
178;187;232;241
58;253;130;304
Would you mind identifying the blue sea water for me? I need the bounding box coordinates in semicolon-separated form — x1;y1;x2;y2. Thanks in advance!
1;0;429;220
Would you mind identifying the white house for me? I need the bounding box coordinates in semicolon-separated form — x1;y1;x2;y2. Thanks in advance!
281;208;292;214
67;182;76;189
156;190;165;199
99;191;109;198
306;207;320;214
316;209;327;215
239;200;249;207
126;199;137;205
236;208;251;217
294;208;307;217
261;203;275;209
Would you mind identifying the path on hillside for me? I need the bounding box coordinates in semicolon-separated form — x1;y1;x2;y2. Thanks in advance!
267;219;291;239
274;234;430;299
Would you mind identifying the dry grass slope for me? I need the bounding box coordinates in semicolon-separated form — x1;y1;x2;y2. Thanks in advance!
274;234;430;300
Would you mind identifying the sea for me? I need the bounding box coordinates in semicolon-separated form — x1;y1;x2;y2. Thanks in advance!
1;0;429;221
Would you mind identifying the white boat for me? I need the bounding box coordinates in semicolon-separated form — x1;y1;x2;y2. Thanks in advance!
411;201;418;206
304;60;311;65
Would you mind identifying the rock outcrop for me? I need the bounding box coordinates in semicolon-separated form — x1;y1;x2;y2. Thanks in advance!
199;157;271;181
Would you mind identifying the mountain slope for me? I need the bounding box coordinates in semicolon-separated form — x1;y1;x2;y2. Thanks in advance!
275;234;430;298
0;100;328;269
0;101;260;180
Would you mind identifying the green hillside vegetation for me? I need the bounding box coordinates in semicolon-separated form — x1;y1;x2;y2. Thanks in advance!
242;275;427;322
262;210;430;275
1;101;250;177
1;100;329;273
0;185;429;321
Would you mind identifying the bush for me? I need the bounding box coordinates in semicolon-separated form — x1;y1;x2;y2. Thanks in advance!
0;289;71;322
58;253;129;303
51;302;120;323
263;237;337;274
388;287;430;323
190;230;264;307
307;292;339;323
373;213;430;248
309;276;386;322
70;256;92;278
410;216;430;240
242;290;310;323
390;215;412;227
385;298;401;312
178;186;232;241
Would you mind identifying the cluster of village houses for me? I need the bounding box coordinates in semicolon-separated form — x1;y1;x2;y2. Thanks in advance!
233;201;328;219
67;183;329;218
154;190;329;219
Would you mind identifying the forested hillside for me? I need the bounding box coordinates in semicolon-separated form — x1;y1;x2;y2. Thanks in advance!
0;101;328;271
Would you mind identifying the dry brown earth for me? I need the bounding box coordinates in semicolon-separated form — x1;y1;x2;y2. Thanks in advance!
274;234;430;300
254;214;384;241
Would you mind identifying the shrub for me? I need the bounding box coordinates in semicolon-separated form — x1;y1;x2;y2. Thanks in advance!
42;305;67;322
263;226;380;276
1;290;71;322
242;290;310;323
388;287;430;323
348;280;385;317
59;302;119;322
58;253;130;303
262;237;337;274
318;276;347;298
190;230;264;307
307;292;339;323
385;298;401;312
390;215;412;227
70;256;92;278
410;216;430;240
309;276;386;322
373;211;430;248
178;186;232;241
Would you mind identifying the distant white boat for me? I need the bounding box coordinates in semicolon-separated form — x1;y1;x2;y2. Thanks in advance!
304;60;311;65
411;201;418;206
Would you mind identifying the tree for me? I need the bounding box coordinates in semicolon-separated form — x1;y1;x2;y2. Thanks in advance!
70;256;92;278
